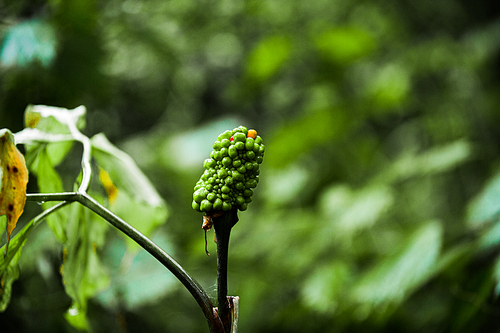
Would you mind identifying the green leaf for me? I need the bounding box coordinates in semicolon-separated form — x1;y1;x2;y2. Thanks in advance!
246;35;291;82
91;133;166;207
111;190;168;252
61;203;110;330
20;104;88;167
351;221;442;309
0;211;44;311
26;147;68;242
0;19;57;68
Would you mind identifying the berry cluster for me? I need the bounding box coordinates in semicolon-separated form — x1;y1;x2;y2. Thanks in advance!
192;126;264;213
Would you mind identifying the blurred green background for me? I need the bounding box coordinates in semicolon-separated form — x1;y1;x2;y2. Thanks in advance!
2;0;500;332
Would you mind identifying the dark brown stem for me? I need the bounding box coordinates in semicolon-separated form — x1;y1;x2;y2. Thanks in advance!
212;210;238;333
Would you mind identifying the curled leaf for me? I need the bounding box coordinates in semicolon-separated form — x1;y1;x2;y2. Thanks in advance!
0;129;29;251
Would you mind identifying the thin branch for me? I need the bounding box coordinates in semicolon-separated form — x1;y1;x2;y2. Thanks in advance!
212;211;238;333
26;192;223;332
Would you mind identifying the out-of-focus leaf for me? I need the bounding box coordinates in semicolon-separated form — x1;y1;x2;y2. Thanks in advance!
0;212;42;311
351;221;442;309
24;105;86;131
96;231;177;309
22;105;86;167
91;133;168;251
366;64;410;110
320;184;394;234
494;256;500;297
315;27;375;65
266;108;349;168
0;245;21;312
246;35;291;81
111;189;168;252
301;261;352;314
0;129;29;248
61;203;110;330
263;164;309;205
91;133;165;207
26;147;68;242
467;169;500;227
377;139;472;183
0;19;57;68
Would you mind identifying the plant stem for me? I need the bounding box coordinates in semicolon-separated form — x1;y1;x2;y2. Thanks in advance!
26;192;224;333
212;211;237;333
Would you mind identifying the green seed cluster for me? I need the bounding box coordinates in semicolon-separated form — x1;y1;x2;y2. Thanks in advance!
192;126;265;213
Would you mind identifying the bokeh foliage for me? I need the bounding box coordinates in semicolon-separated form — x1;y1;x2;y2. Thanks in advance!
2;0;500;332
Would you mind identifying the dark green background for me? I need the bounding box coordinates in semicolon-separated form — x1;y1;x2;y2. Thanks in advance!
2;0;500;332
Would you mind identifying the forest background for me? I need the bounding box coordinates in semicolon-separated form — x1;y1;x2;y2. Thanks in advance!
1;0;500;332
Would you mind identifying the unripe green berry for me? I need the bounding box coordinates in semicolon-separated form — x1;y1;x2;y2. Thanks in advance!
228;146;238;158
234;132;246;142
237;165;246;174
213;141;222;150
222;201;232;211
201;199;212;212
213;198;223;211
235;196;245;206
207;192;216;202
222;156;232;167
218;168;228;179
235;142;244;150
224;176;234;186
245;137;254;150
246;179;258;188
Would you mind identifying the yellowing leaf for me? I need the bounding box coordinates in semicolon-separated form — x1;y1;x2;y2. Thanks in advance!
98;167;118;204
0;129;29;249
